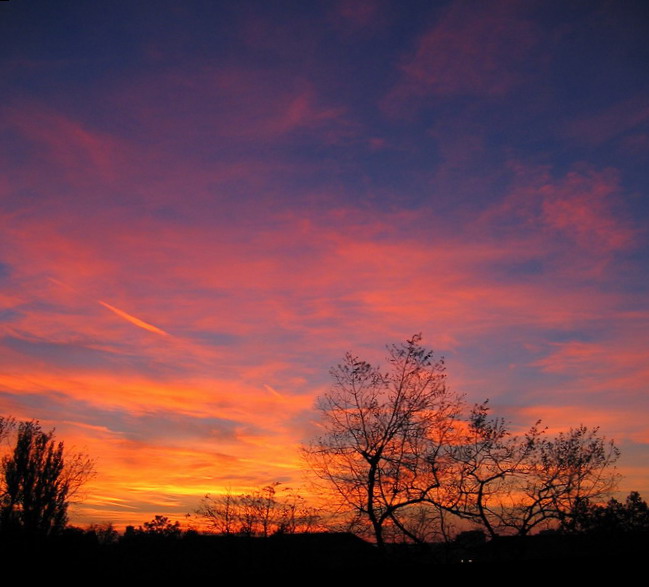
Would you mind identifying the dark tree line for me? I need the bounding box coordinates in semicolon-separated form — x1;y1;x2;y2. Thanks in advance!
572;491;649;535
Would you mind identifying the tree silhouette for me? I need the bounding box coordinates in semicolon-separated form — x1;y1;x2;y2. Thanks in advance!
303;337;622;546
449;403;620;536
0;420;94;537
197;483;321;536
572;491;649;534
141;515;182;538
303;335;463;550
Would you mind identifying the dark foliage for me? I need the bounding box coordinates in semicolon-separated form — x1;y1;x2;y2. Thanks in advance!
0;420;94;537
572;491;649;534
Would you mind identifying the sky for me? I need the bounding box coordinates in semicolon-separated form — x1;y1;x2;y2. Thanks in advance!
1;0;648;528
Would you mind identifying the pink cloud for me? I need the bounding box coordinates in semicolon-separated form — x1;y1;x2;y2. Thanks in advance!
563;93;649;148
532;331;649;397
1;171;638;358
329;0;389;35
480;162;637;271
539;171;634;252
2;103;124;184
107;66;348;147
384;0;538;110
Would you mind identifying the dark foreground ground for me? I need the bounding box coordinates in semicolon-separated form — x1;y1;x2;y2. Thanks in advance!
2;531;647;581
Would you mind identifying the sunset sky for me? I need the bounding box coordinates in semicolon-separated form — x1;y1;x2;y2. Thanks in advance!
1;0;648;528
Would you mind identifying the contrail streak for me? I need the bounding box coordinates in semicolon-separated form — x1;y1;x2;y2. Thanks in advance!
264;384;285;400
98;301;170;336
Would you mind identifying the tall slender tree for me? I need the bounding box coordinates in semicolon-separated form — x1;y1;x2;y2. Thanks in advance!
1;420;94;536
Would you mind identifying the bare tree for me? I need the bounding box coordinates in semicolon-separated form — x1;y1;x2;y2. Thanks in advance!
450;404;620;536
443;402;537;537
513;424;620;534
302;337;621;546
196;483;321;536
272;486;321;535
302;335;463;550
197;489;238;535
